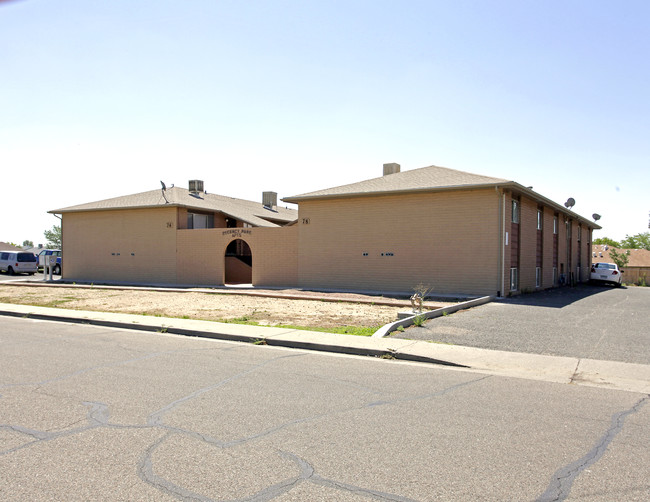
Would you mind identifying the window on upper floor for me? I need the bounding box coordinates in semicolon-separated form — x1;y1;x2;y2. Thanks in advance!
537;209;543;230
187;212;214;229
512;200;519;223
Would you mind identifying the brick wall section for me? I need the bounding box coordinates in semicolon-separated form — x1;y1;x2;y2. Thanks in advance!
296;189;501;295
62;207;178;284
502;191;512;293
519;196;539;291
542;210;555;287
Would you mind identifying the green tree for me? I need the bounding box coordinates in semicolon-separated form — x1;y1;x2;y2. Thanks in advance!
44;225;62;248
22;240;34;247
593;236;620;247
619;231;650;251
609;248;630;270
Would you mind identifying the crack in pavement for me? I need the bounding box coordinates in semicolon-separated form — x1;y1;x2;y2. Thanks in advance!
146;353;306;427
1;349;490;501
137;375;489;500
536;394;650;502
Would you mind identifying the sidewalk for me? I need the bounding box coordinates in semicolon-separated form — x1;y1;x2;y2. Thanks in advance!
1;302;648;394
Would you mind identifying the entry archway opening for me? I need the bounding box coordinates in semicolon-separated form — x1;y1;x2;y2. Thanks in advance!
224;239;252;285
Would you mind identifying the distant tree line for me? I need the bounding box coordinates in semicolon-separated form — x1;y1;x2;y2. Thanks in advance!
593;231;650;251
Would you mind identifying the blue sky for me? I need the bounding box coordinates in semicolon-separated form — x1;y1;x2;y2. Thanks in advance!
1;0;648;246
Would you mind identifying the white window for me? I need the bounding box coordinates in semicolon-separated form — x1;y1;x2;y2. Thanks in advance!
536;267;542;288
510;268;519;291
537;210;543;230
553;216;558;234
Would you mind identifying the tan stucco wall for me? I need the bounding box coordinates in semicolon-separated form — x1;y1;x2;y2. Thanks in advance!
60;189;596;296
63;209;298;287
176;226;298;287
61;207;178;284
252;227;298;287
295;189;501;295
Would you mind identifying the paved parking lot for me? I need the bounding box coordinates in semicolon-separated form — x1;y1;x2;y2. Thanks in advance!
397;285;650;365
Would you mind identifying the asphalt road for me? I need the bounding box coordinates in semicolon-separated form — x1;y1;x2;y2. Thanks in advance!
399;285;650;365
1;316;649;501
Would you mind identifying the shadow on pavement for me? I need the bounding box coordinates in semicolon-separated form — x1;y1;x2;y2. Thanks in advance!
498;283;623;308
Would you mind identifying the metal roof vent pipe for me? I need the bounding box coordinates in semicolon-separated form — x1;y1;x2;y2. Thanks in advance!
189;180;204;194
383;163;400;176
263;191;277;209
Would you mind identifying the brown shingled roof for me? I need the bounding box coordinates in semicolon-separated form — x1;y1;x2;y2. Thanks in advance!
283;164;600;229
283;165;510;202
50;187;297;228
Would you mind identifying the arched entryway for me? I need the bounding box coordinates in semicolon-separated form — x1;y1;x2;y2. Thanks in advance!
224;239;252;285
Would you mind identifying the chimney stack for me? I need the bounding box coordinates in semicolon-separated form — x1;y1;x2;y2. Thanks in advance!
383;163;400;176
263;191;277;209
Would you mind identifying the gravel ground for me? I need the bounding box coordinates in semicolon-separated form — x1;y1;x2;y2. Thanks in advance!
0;284;446;330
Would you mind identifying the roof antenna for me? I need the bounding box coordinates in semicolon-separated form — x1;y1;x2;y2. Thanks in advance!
160;181;169;204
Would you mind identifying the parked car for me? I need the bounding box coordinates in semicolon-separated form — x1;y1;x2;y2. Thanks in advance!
0;251;38;275
37;249;62;275
590;262;623;287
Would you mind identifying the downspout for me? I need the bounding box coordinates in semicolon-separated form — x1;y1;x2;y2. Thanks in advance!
496;187;505;297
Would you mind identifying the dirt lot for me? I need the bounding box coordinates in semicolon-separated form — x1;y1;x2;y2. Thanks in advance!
0;284;443;331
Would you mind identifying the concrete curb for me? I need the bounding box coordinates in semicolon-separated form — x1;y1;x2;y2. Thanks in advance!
2;303;648;394
0;304;467;368
372;295;495;338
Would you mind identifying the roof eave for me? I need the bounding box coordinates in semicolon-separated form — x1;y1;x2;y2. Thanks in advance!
506;182;602;229
282;182;509;204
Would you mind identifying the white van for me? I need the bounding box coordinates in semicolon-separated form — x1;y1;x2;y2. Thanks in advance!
0;251;38;275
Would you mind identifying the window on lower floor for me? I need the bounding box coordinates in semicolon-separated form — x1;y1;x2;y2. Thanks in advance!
510;267;518;291
536;267;542;288
553;267;558;286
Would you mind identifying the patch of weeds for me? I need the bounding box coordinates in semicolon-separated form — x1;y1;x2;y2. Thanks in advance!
42;296;78;308
157;327;169;333
252;339;267;345
412;314;427;327
263;324;379;336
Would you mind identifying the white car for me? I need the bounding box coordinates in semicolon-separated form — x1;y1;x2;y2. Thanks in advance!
590;262;623;287
0;251;38;275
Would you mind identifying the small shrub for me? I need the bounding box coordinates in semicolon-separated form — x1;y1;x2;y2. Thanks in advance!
413;314;426;327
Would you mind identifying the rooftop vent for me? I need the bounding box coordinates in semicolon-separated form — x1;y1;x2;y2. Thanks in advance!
383;163;400;176
189;180;204;194
263;191;277;209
